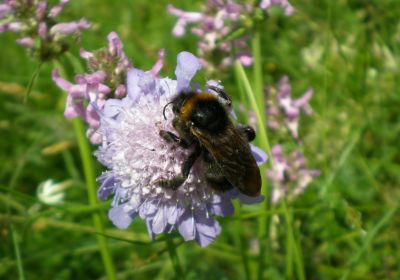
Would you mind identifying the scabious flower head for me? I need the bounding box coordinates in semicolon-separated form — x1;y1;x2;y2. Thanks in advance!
168;0;293;73
0;0;90;60
95;51;267;247
267;145;319;204
52;32;141;144
265;76;313;140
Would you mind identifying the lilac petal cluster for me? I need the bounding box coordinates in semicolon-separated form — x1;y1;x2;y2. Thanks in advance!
168;0;293;72
95;51;267;247
0;0;90;60
267;145;319;204
52;32;137;144
265;76;313;139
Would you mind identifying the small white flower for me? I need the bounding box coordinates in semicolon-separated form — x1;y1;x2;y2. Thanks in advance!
37;179;71;205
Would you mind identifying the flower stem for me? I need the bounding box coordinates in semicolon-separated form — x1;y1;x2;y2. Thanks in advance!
24;61;43;104
233;201;251;280
282;201;305;280
11;225;25;280
166;238;184;279
252;32;264;107
234;60;272;279
72;118;117;280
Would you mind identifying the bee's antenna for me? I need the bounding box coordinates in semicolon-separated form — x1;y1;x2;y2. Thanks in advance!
163;101;174;120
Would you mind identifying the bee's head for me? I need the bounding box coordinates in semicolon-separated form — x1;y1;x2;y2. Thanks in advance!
164;92;228;133
171;94;188;115
189;94;228;133
163;93;188;120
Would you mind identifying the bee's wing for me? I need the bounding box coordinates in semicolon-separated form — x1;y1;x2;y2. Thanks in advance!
193;125;261;197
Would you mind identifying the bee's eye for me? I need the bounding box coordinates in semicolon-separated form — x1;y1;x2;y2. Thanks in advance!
192;110;213;127
191;102;227;132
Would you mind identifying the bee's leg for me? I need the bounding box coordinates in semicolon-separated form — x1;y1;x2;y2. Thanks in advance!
208;85;232;107
159;130;189;148
157;146;201;190
204;163;233;192
237;124;256;142
202;150;232;192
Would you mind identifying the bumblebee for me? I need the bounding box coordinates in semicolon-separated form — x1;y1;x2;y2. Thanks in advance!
158;86;261;197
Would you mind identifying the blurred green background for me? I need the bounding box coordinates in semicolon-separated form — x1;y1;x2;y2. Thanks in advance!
1;0;399;279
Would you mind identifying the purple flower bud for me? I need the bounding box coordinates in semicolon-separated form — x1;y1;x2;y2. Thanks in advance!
49;0;69;18
167;4;202;37
79;48;94;60
267;145;319;203
16;37;35;47
8;22;28;32
114;85;126;98
149;49;166;77
0;4;11;19
38;22;47;39
107;31;123;57
266;76;314;139
35;1;47;20
50;18;90;39
260;0;294;16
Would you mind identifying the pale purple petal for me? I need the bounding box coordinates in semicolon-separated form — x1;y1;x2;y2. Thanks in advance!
178;209;196;241
97;172;116;200
250;144;268;166
52;69;72;91
211;199;234;216
238;193;265;204
195;211;221;247
175;51;202;92
152;206;168;234
108;204;135;229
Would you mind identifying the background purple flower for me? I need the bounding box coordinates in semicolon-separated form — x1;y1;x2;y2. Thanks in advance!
95;51;267;247
168;0;293;73
53;32;141;144
267;145;319;204
265;76;313;140
0;0;90;60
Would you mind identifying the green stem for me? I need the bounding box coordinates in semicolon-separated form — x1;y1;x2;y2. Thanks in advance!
233;201;251;280
282;201;305;280
234;60;272;280
166;238;184;279
24;62;43;103
11;225;25;280
72;119;117;280
54;55;117;280
235;59;306;279
234;61;272;160
340;205;398;280
252;32;264;108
